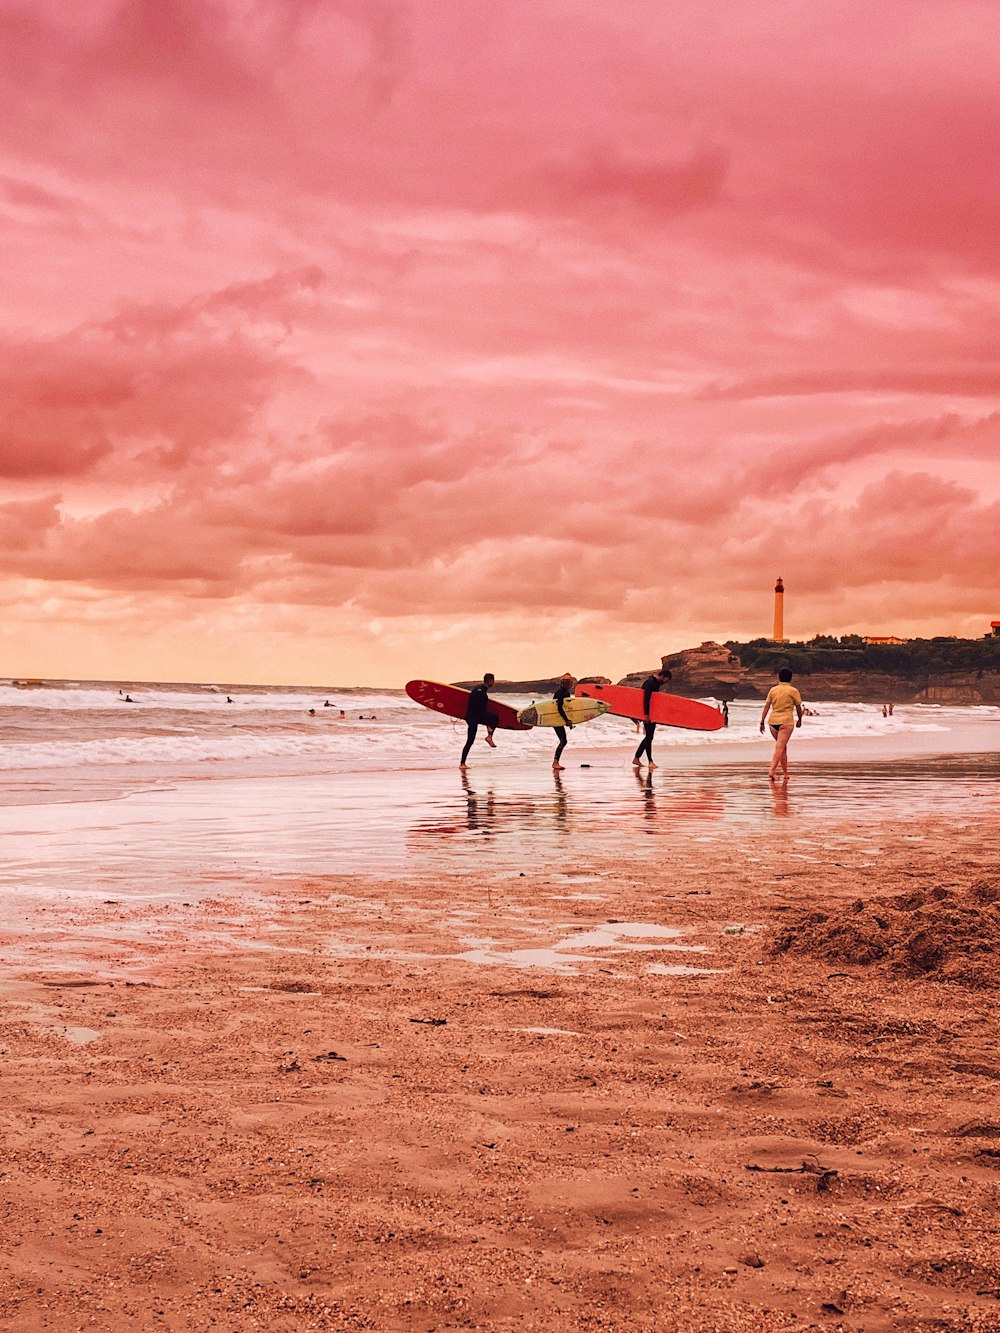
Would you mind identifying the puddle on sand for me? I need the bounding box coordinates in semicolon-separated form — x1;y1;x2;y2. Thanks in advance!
648;963;722;977
6;997;104;1043
62;1025;102;1044
323;919;708;975
519;1026;583;1037
448;922;708;973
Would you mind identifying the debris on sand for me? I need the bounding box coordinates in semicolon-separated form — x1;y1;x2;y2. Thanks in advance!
769;878;1000;987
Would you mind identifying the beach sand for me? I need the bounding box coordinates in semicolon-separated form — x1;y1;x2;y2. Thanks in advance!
2;813;999;1331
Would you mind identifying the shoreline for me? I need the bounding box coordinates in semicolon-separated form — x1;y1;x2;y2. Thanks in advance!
1;819;999;1329
2;747;998;902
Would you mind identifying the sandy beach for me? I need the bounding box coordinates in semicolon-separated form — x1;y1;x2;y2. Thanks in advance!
9;1;1000;1326
2;777;999;1331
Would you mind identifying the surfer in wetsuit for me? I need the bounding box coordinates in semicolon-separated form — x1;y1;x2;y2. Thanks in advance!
552;673;575;770
460;673;498;767
633;668;671;770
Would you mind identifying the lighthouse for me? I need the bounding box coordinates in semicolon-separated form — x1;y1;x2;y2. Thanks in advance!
773;577;786;642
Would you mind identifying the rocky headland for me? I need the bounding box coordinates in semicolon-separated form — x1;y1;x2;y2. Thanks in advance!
471;638;1000;704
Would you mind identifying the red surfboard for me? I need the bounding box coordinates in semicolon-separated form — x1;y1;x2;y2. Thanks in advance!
574;682;725;731
405;680;532;730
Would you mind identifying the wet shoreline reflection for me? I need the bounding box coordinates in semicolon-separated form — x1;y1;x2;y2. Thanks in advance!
405;752;999;865
1;750;996;894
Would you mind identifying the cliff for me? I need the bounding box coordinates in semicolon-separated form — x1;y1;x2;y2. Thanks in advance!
454;641;1000;704
620;642;1000;704
619;642;746;700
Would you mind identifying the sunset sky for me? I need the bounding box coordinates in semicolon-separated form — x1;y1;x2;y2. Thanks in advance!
2;0;999;686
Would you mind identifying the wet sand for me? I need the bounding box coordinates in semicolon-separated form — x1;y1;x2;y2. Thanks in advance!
1;745;997;892
2;803;1000;1331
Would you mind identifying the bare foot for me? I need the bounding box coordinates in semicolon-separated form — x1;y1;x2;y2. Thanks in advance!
552;763;564;770
632;758;642;767
485;734;496;748
459;763;468;769
648;762;658;770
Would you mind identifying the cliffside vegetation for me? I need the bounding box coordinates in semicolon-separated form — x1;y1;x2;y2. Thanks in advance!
726;635;1000;680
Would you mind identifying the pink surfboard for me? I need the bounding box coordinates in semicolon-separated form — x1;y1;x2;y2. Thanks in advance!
405;680;532;730
574;682;725;731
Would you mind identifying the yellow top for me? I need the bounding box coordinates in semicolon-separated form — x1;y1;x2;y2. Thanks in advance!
765;682;802;726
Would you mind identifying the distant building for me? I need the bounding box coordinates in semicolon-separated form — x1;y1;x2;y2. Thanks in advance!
864;636;907;645
991;621;1000;638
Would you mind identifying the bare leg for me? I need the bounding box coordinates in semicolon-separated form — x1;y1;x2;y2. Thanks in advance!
768;725;793;779
553;726;567;769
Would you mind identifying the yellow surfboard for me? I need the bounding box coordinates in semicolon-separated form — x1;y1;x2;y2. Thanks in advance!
517;698;610;728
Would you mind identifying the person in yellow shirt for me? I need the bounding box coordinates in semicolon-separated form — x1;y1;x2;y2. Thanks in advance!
759;667;804;782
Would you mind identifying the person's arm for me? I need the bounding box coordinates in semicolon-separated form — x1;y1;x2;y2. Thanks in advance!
795;695;804;728
643;679;656;720
759;693;772;733
556;692;572;727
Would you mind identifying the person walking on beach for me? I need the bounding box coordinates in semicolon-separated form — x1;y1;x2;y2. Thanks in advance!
552;673;575;770
759;667;804;782
460;673;498;767
633;667;671;770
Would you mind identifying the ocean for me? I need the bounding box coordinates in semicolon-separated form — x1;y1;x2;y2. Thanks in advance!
1;679;998;902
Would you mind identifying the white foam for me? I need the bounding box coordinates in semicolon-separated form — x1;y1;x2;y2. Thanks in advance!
1;684;995;775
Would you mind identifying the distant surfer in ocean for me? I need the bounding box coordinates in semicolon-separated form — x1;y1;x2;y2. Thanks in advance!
759;666;804;781
552;673;575;770
633;668;671;770
460;673;498;767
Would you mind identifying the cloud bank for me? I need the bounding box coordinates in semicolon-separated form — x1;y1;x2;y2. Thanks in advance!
1;0;999;683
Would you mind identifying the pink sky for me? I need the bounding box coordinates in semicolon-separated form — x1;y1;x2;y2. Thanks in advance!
2;0;999;685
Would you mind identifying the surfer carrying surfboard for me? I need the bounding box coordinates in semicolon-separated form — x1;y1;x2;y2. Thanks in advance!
633;668;671;770
552;673;575;770
460;673;499;767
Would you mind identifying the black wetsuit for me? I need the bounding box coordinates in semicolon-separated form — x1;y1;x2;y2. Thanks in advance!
633;674;662;763
553;683;572;763
461;683;496;764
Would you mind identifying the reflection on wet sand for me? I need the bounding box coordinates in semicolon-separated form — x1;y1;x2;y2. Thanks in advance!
552;768;569;832
405;752;999;869
461;769;496;840
770;778;792;818
4;749;996;895
407;764;732;860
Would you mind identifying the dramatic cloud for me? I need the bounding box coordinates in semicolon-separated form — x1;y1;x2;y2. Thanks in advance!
1;0;999;684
